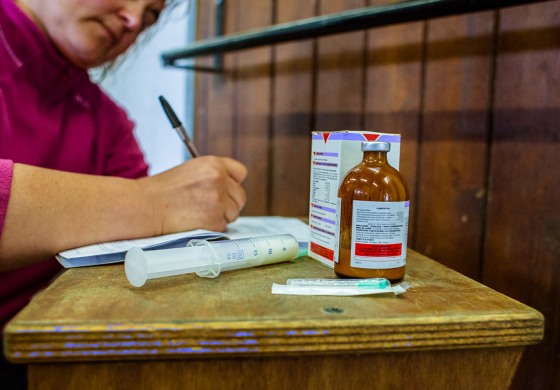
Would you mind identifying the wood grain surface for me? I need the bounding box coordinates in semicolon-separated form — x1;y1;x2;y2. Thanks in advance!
28;347;524;390
270;0;316;217
192;0;559;386
482;2;560;388
415;11;495;280
5;250;542;364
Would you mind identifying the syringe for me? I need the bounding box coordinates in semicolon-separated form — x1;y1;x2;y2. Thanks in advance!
286;278;390;289
125;234;299;287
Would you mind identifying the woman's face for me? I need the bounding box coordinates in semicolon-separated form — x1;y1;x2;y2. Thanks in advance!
16;0;166;69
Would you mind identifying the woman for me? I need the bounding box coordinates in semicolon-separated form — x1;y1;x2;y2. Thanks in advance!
0;0;247;386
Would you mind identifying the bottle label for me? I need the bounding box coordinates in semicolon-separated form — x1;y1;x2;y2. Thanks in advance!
350;200;409;269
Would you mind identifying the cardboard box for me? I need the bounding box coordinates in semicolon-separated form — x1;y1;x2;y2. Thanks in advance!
308;131;401;268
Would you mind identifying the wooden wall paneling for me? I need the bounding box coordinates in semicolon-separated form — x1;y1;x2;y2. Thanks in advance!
28;348;525;390
195;0;237;157
482;2;560;388
315;0;368;131
363;0;424;244
270;0;316;216
415;12;495;279
191;0;560;386
232;0;274;215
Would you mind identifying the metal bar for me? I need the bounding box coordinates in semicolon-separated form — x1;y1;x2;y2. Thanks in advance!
162;0;549;68
213;0;225;70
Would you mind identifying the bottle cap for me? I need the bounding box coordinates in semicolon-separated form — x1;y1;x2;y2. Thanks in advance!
361;141;390;152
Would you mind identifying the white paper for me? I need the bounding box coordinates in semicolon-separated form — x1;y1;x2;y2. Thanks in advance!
58;229;219;258
56;217;309;268
225;216;309;243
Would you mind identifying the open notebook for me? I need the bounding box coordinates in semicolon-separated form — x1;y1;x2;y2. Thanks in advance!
56;217;309;268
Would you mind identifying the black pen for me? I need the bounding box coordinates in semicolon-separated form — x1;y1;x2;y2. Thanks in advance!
158;95;200;158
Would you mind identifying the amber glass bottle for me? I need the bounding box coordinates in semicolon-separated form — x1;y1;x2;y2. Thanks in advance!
335;141;410;282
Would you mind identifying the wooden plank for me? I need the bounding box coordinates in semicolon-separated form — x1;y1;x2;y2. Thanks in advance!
315;0;367;131
196;0;273;216
363;0;424;244
230;0;273;215
269;0;316;216
482;2;560;389
415;12;495;279
29;348;524;390
195;0;236;157
5;250;543;363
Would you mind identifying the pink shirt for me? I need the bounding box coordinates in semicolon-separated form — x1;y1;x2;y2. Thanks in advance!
0;0;149;331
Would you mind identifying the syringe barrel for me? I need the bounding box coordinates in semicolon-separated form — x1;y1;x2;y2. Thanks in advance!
193;234;299;277
125;234;300;287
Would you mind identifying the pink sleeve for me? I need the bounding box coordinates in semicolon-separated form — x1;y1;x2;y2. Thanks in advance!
95;91;149;179
0;159;14;239
104;113;149;179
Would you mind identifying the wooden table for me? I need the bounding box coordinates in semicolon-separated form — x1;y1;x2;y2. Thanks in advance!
4;249;543;389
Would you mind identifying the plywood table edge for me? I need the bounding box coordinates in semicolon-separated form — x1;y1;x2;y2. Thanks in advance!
5;311;544;363
4;247;545;364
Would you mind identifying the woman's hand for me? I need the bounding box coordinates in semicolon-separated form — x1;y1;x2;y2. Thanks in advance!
0;157;247;270
139;156;248;233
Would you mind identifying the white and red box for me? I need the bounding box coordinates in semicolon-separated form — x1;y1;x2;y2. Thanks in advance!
308;131;401;268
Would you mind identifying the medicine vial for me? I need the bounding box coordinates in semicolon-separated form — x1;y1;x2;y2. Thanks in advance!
335;141;410;282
